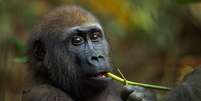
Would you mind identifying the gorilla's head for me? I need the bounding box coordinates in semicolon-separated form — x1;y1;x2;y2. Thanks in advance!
27;6;112;100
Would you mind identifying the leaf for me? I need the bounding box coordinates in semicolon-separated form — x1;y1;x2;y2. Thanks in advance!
9;36;26;53
14;56;28;63
178;65;194;81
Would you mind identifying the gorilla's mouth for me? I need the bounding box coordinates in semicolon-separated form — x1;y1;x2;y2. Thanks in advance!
95;72;107;78
89;71;109;79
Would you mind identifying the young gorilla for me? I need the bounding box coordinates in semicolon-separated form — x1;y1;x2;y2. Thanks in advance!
22;6;155;101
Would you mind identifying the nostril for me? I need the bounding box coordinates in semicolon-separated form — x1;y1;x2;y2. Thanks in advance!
90;55;105;61
98;55;104;59
88;55;106;66
91;56;98;61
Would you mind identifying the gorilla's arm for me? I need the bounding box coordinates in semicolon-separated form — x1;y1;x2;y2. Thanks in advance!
22;85;74;101
166;67;201;101
121;67;201;101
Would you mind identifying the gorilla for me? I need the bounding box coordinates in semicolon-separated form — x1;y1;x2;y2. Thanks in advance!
22;5;155;101
22;5;201;101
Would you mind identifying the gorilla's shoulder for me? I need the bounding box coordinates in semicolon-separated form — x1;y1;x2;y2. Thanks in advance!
22;84;73;101
183;67;201;85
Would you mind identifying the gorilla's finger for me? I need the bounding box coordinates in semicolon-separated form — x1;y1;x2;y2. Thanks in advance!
121;85;135;101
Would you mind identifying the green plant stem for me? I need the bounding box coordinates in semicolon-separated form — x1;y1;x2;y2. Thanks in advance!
107;72;171;91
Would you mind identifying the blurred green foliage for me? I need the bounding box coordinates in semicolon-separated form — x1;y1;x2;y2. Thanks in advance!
1;0;201;101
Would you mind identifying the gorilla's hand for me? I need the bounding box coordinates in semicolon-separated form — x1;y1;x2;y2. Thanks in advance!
121;85;157;101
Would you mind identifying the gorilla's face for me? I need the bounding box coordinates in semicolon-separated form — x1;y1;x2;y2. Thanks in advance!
43;22;112;89
66;23;112;79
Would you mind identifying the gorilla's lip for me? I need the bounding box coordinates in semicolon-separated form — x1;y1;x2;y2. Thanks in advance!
89;71;109;79
95;71;108;77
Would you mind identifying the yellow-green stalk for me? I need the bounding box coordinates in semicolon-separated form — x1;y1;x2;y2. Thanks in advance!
106;72;171;91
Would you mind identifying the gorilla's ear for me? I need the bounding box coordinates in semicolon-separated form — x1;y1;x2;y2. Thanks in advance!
32;40;46;61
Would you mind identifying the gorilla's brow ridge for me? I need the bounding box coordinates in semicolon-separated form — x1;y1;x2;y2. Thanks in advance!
62;23;103;39
70;23;103;32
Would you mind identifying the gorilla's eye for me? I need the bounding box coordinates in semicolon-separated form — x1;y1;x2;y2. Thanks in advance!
90;32;102;42
72;36;84;45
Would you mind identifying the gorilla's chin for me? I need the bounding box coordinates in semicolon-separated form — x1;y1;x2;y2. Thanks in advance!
86;76;111;91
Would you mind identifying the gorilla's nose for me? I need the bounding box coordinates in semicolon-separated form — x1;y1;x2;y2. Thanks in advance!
88;55;106;66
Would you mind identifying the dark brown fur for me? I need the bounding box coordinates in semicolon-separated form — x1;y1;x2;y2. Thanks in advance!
23;5;122;101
